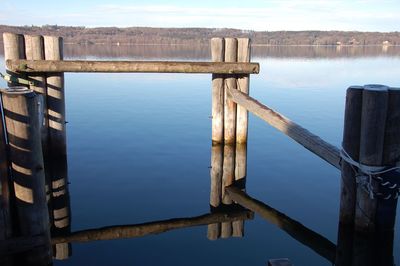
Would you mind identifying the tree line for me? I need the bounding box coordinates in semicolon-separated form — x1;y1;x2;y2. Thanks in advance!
1;25;399;46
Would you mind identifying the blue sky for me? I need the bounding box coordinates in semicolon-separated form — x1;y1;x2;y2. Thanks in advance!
1;0;399;31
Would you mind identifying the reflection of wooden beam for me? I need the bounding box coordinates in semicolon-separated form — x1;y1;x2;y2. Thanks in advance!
225;186;336;263
52;210;253;244
226;87;340;169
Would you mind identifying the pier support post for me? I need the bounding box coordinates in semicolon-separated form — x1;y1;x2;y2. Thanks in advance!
1;87;52;265
224;38;238;145
337;84;400;266
336;86;363;265
211;38;225;145
236;38;251;144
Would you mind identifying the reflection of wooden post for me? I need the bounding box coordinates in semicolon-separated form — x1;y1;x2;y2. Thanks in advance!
207;145;223;240
50;157;72;260
236;38;250;144
211;38;225;145
224;38;237;144
221;144;235;238
232;143;247;237
1;87;52;265
336;86;363;265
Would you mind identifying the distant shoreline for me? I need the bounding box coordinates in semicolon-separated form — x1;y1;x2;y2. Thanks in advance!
1;25;399;46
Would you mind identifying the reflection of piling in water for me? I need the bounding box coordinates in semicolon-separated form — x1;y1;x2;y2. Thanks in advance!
0;87;52;265
208;143;247;240
49;156;72;260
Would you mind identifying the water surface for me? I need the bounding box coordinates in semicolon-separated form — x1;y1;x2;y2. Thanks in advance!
1;45;399;265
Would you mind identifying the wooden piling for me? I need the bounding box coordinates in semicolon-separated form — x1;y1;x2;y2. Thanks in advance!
1;87;52;265
378;87;400;230
0;97;12;240
335;86;363;265
44;36;67;158
207;144;223;240
236;38;251;144
211;38;225;144
3;33;25;87
355;85;389;232
24;35;48;152
224;38;238;144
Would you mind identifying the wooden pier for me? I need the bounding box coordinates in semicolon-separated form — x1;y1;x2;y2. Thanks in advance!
0;32;399;265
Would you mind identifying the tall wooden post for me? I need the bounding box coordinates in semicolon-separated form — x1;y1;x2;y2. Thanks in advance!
43;35;71;260
335;86;363;265
224;38;238;144
236;38;251;144
211;38;225;145
44;36;67;158
355;85;389;232
1;87;52;265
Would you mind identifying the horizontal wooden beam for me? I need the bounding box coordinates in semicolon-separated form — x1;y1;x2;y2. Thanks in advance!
52;210;253;244
225;186;336;263
6;59;260;74
226;87;341;169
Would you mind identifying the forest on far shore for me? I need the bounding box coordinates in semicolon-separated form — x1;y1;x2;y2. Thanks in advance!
1;25;399;46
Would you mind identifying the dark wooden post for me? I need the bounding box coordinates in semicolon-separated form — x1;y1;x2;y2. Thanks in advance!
1;87;52;265
335;86;363;265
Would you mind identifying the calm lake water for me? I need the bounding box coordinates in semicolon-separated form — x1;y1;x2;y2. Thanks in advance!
1;45;400;265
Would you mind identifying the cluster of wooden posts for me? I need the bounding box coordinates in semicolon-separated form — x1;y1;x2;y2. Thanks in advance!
0;33;71;265
0;32;399;266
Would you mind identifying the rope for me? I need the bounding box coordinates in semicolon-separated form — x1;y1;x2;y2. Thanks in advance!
0;72;35;86
340;148;400;200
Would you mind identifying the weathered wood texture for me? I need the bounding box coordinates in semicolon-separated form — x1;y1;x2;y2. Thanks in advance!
223;38;238;144
335;86;363;266
236;38;251;144
0;97;12;240
24;35;48;152
211;38;225;144
225;186;336;263
52;211;254;244
44;36;67;159
226;87;341;169
355;85;388;232
1;87;52;264
7;59;260;74
3;33;25;86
